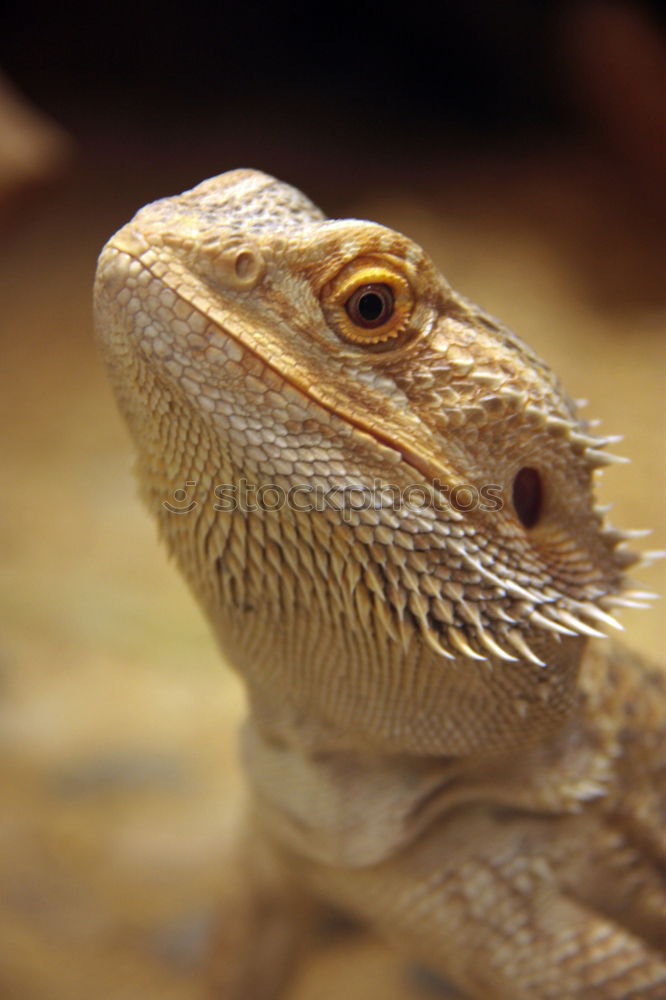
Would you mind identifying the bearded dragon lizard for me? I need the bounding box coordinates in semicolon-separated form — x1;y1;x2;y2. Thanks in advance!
94;169;666;999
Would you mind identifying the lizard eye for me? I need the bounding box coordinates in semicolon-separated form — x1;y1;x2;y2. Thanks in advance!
513;466;542;529
345;284;394;329
323;259;414;347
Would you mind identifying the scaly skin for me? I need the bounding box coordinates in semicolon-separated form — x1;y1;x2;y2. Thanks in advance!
94;170;666;999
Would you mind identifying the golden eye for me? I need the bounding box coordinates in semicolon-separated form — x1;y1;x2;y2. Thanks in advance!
345;284;394;329
323;259;414;347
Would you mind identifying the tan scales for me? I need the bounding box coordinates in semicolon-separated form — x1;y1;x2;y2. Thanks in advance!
94;169;666;999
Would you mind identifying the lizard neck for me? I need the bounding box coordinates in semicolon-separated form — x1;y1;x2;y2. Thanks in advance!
240;645;619;868
223;599;584;757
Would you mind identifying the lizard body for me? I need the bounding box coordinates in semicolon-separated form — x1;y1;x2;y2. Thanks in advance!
94;170;666;999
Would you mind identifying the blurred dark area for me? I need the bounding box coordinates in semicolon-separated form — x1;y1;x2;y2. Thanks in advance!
1;0;663;130
2;0;665;306
4;1;572;130
0;3;664;998
1;0;665;200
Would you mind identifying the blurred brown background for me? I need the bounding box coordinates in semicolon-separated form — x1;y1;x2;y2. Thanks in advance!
1;1;665;997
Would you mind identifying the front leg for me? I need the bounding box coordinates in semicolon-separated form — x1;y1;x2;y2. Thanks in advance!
206;814;333;1000
296;810;666;1000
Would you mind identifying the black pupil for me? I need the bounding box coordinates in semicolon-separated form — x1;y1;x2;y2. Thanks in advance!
346;283;393;328
358;292;384;322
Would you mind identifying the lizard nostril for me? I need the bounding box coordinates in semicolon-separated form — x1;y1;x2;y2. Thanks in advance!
234;250;261;283
512;466;542;529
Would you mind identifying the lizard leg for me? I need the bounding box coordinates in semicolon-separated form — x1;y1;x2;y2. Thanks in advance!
206;818;331;1000
296;813;666;1000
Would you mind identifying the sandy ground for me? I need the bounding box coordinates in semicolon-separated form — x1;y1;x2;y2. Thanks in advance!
1;132;664;998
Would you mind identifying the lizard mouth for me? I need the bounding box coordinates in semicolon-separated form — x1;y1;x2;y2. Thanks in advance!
102;233;463;517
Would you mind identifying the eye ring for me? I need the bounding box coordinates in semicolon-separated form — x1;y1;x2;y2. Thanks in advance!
345;283;395;329
322;258;414;346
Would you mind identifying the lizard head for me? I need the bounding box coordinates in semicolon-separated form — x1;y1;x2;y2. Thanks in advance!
95;169;644;755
